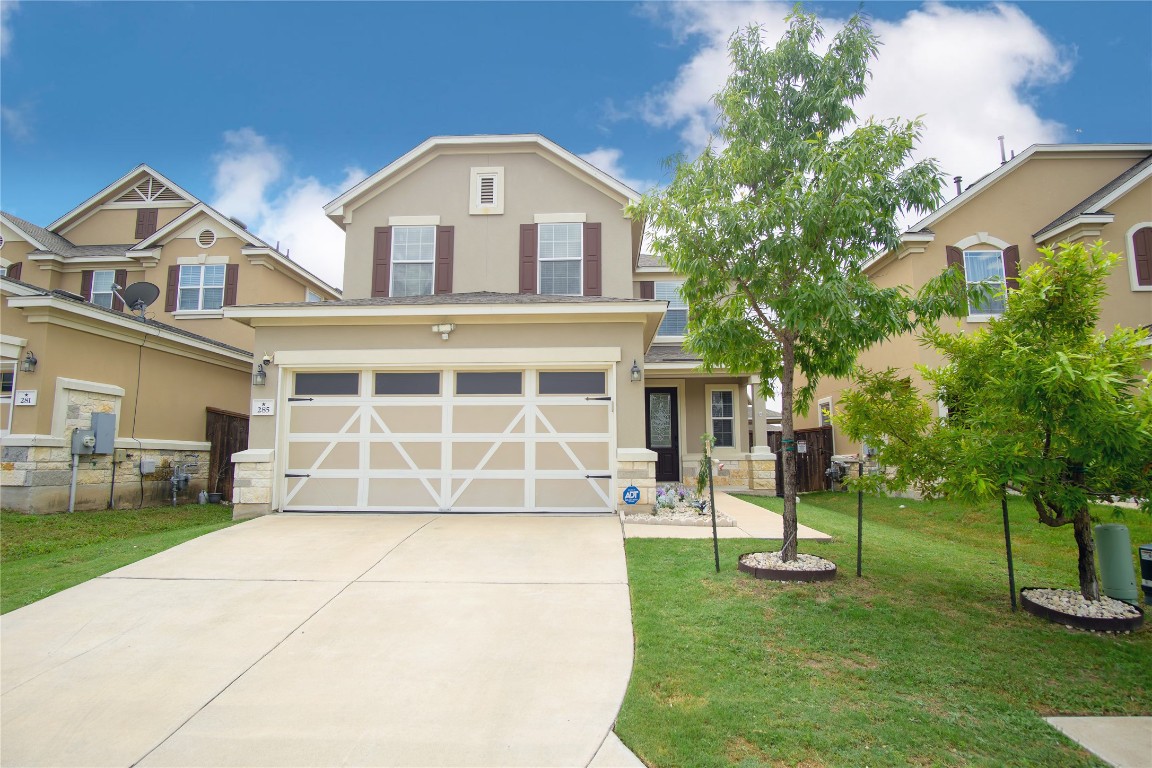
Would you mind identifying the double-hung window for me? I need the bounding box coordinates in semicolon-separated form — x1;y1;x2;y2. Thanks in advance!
391;226;435;297
963;250;1007;317
538;223;582;295
655;280;688;336
178;264;226;311
90;270;117;309
711;389;735;448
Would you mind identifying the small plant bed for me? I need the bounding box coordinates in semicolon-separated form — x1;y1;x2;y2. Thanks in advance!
1020;588;1144;633
738;550;836;581
622;483;736;527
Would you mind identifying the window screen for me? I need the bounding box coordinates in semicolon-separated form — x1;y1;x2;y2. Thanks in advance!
538;371;606;395
375;372;440;395
456;371;522;395
295;372;360;396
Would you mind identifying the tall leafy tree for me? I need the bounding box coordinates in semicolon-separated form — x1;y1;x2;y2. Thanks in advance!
629;9;960;559
839;243;1152;600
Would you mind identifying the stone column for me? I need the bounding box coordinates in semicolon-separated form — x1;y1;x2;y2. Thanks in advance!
749;375;771;450
616;447;657;514
750;446;777;492
231;448;275;520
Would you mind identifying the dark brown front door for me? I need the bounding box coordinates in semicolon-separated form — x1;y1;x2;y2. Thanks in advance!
645;387;680;482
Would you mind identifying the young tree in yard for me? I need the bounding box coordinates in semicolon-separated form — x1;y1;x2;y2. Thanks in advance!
629;10;963;560
838;242;1152;600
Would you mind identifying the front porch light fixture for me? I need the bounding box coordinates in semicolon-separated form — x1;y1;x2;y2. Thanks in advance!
630;359;642;383
20;351;37;373
253;364;267;386
432;323;456;341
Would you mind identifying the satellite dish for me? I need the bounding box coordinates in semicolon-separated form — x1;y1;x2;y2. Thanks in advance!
121;282;160;314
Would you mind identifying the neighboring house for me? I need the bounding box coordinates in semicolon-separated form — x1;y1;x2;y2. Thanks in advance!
0;165;340;512
1;277;252;512
802;143;1152;453
226;135;778;519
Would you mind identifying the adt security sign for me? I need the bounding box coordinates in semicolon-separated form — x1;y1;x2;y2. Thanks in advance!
623;485;641;505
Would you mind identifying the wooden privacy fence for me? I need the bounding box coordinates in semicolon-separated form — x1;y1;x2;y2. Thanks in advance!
206;408;249;501
767;426;834;494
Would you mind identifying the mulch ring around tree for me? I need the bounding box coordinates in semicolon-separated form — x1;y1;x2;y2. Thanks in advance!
1020;588;1144;633
738;551;837;582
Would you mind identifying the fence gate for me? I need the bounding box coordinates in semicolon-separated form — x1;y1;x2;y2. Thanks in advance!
767;426;834;494
206;408;250;501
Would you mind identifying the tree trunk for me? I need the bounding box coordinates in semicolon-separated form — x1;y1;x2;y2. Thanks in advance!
1072;506;1100;601
780;340;798;561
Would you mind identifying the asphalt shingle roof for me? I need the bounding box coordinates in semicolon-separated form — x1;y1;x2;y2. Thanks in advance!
1034;154;1152;238
645;343;703;364
2;212;78;255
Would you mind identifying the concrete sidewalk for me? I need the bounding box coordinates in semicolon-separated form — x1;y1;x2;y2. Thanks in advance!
1;514;637;767
1046;717;1152;768
623;491;833;540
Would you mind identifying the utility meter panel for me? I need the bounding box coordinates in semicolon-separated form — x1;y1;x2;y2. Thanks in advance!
91;413;115;454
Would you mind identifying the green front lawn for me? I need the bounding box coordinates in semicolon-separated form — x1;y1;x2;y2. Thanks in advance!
1;505;241;614
617;492;1151;767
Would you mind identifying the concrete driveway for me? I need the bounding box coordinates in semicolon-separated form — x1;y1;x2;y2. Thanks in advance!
1;514;635;767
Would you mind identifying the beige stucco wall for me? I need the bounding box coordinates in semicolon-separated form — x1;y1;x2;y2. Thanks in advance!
342;150;634;300
60;205;190;245
246;318;649;451
800;151;1152;452
1;224;38;276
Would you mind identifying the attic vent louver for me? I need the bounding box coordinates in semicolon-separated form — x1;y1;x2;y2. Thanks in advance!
479;175;497;206
197;229;217;248
116;176;184;204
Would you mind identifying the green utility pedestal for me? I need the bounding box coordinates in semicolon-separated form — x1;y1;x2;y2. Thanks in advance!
1095;524;1138;605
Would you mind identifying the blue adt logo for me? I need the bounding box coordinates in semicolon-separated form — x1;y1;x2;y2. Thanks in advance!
623;486;641;505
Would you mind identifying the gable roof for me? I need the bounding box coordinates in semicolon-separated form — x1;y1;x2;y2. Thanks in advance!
1;211;77;253
1033;153;1152;242
49;164;197;233
323;134;641;226
131;202;270;251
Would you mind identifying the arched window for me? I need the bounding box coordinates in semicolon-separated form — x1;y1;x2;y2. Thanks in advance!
945;234;1020;319
1128;224;1152;290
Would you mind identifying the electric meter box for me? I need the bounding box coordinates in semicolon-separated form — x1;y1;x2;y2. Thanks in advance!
90;413;115;454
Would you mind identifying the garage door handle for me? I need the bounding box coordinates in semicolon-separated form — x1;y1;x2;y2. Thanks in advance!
285;473;311;478
288;397;314;402
585;396;612;401
585;474;612;479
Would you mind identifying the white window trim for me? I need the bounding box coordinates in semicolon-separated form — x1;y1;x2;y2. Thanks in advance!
172;310;225;319
962;248;1008;322
390;225;436;298
469;167;504;215
534;212;586;224
90;269;117;309
654;279;688;341
305;289;324;302
1126;222;1152;292
705;385;738;451
818;397;833;428
537;222;583;297
388;215;441;226
178;264;227;312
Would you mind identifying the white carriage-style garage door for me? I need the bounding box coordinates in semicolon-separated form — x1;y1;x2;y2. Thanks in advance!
281;367;614;513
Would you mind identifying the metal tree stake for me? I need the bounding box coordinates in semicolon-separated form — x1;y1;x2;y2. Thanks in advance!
1002;491;1017;611
704;437;720;573
856;459;864;577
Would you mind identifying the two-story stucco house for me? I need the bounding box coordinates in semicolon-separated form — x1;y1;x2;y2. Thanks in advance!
0;165;340;511
227;135;777;519
800;143;1152;455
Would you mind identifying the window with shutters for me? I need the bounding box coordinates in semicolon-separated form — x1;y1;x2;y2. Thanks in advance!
178;264;226;310
963;250;1007;317
655;280;688;337
391;226;436;296
538;223;583;295
469;166;504;214
90;270;117;309
1127;223;1152;291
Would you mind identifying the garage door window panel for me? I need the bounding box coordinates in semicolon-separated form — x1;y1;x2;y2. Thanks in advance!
538;371;606;395
456;371;523;395
295;372;360;396
374;372;441;396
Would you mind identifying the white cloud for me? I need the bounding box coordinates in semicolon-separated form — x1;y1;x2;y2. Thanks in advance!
578;147;659;194
209;129;365;289
642;1;1070;203
1;0;18;58
1;103;31;141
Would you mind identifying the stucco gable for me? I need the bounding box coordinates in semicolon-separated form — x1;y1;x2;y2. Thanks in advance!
49;165;197;234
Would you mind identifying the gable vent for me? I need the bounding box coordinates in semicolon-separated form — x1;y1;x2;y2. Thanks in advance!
116;176;185;204
197;229;217;248
469;167;504;215
479;175;497;206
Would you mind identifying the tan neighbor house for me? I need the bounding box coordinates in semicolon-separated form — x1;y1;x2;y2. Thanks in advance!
799;143;1152;454
1;165;340;512
227;135;778;519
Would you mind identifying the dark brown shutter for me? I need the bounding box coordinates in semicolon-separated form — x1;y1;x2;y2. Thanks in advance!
112;269;128;311
945;246;964;274
639;280;655;299
371;226;392;297
165;265;180;312
135;208;158;240
1134;226;1152;287
223;264;240;306
1002;245;1020;290
80;269;94;300
434;225;454;295
582;222;602;297
519;224;538;294
6;262;21;280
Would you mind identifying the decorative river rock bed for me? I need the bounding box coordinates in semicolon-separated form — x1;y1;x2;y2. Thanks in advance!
738;551;837;582
1020;588;1144;633
623;483;737;527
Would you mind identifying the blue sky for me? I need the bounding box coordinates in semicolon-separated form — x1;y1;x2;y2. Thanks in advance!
2;1;1150;287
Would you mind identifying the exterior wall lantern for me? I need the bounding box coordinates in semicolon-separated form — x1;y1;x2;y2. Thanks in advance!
630;359;642;383
20;351;37;373
253;364;267;386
